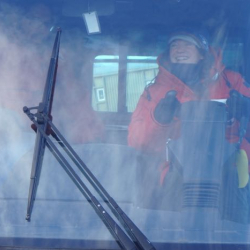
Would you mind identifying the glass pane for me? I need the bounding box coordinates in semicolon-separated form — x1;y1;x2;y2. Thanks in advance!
92;56;119;112
3;0;250;249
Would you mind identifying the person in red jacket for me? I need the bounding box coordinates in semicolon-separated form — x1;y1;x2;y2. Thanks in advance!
128;30;250;155
128;28;250;221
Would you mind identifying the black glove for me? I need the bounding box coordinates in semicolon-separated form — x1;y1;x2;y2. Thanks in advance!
226;90;250;121
154;90;180;124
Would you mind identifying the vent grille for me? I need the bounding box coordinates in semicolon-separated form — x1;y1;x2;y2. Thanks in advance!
183;182;220;208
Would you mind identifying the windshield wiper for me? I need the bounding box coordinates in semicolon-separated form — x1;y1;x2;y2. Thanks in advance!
23;28;155;250
25;28;61;223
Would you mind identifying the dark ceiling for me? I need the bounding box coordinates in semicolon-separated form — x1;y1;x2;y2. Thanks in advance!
2;0;250;46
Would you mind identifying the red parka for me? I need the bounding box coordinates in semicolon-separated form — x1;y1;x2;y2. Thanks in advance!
128;49;250;169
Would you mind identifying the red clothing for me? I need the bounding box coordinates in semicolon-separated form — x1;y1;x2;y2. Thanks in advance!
128;49;250;166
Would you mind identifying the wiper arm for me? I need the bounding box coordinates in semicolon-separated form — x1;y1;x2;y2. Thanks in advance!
24;28;155;250
24;107;137;250
45;118;155;250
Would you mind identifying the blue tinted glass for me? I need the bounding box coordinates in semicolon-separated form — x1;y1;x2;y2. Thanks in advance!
2;0;250;249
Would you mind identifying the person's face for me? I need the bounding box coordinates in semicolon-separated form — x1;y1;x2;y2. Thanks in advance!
169;39;203;64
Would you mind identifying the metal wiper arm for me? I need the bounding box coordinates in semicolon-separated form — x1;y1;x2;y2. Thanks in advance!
44;117;155;250
24;28;155;250
23;107;137;250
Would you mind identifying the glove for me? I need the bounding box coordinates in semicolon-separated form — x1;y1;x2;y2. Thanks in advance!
154;90;180;124
226;90;250;121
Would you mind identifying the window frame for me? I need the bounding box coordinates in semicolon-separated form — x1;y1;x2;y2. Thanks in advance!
92;52;158;115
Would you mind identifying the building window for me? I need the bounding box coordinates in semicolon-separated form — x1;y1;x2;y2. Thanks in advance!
96;88;106;102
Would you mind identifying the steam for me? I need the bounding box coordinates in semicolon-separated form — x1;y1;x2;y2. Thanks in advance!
0;2;51;185
0;1;105;179
0;1;249;245
0;1;115;243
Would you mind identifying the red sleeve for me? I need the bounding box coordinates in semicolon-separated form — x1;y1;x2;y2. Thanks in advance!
128;90;179;153
226;71;250;97
225;71;250;142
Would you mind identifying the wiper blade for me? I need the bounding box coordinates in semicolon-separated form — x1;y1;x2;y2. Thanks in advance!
25;28;61;221
24;28;155;250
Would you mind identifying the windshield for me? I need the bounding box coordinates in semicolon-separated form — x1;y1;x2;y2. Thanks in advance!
1;0;250;249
